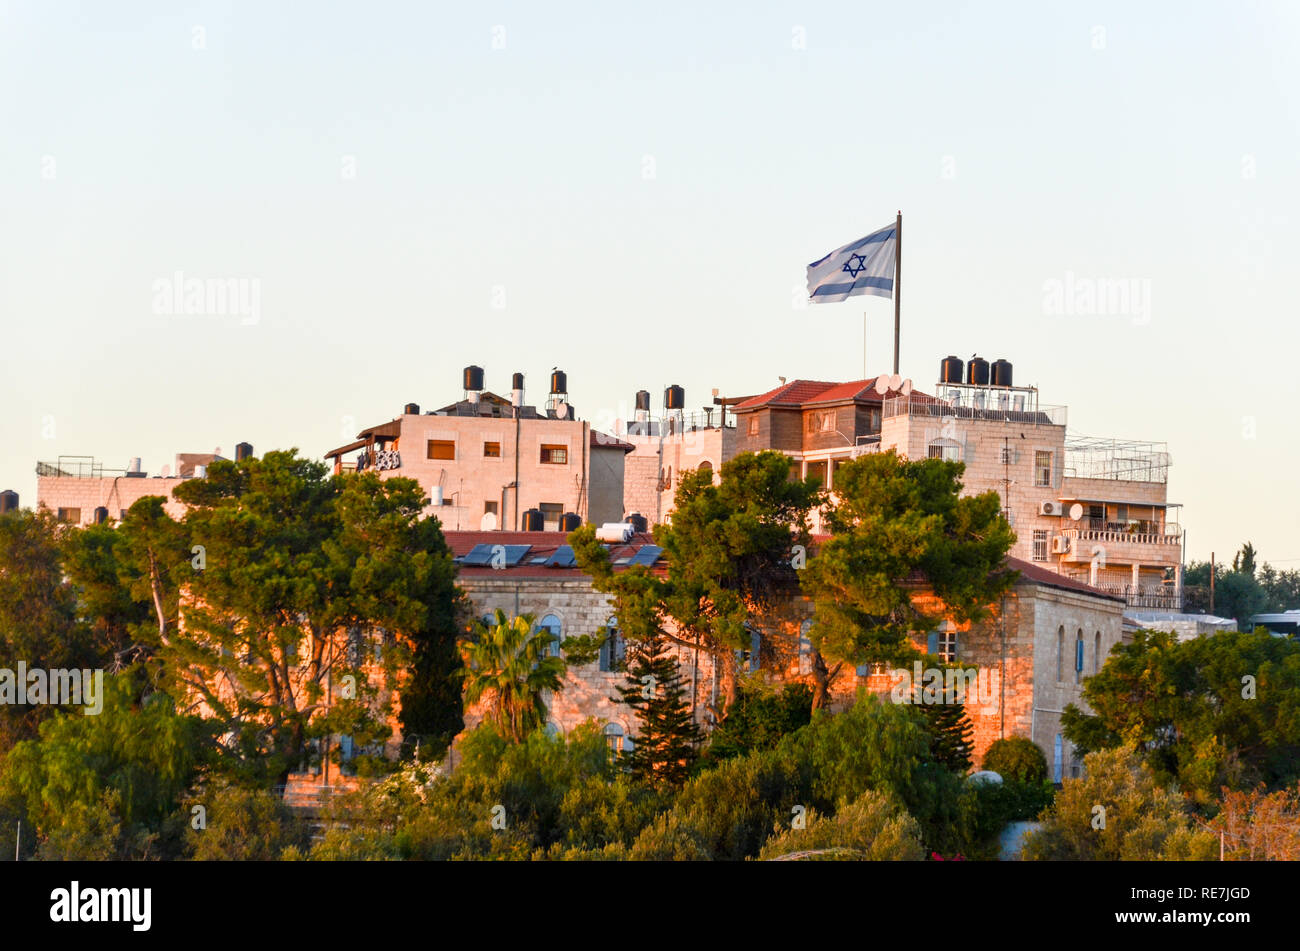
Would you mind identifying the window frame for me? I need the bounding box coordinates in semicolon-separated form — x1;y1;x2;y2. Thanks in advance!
539;444;568;465
483;441;502;458
427;439;456;461
1034;450;1053;487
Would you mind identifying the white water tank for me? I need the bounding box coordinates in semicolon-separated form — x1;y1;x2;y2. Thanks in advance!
430;486;444;506
596;522;634;543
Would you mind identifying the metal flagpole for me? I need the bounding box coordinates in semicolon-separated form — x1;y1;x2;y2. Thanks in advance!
863;312;867;379
893;210;902;375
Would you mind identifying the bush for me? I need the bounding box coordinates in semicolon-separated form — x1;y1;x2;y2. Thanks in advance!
701;682;813;764
1023;748;1217;861
982;737;1049;785
185;781;309;860
757;790;925;861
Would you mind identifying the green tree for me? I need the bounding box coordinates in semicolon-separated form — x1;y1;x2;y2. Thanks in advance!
613;632;703;787
169;452;462;781
0;674;209;860
917;695;975;773
1062;628;1300;805
185;780;309;860
799;450;1017;703
459;610;566;742
757;789;926;861
572;451;821;720
700;682;813;764
982;736;1049;784
1023;748;1217;861
0;509;99;749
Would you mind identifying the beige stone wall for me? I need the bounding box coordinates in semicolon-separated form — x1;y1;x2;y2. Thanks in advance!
621;427;728;525
36;475;188;525
390;413;593;530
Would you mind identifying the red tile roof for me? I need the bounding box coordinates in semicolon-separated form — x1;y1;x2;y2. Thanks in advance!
590;431;635;452
733;378;927;410
1004;557;1126;602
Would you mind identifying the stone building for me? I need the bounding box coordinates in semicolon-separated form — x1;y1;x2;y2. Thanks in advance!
444;529;1124;777
324;368;634;531
35;449;233;526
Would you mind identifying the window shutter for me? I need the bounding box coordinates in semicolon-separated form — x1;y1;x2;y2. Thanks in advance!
598;634;610;672
749;630;761;671
927;631;939;655
1076;638;1084;672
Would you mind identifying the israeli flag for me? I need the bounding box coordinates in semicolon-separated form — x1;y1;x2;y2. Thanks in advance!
807;222;897;303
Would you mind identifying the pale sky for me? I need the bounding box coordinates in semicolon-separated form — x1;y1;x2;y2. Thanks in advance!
2;1;1297;566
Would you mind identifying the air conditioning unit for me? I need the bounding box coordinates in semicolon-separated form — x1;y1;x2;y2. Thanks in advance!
1040;500;1066;517
1051;536;1071;554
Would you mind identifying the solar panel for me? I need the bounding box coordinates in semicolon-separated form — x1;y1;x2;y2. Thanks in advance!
460;544;497;566
501;545;532;566
545;545;576;568
461;543;532;567
629;545;663;567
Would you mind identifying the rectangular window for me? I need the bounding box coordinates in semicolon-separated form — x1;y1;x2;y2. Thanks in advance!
539;502;563;530
938;631;958;664
427;439;455;460
747;416;760;436
57;507;81;524
540;444;567;465
1034;451;1053;487
805;460;828;489
484;500;498;516
1032;529;1049;561
868;409;882;433
483;441;501;458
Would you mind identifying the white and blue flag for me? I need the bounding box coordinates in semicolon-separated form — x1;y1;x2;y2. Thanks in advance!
807;221;897;303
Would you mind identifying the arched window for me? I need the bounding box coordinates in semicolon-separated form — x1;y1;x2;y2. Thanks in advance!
603;722;624;755
536;614;562;658
1053;734;1063;783
798;620;813;675
1093;631;1101;674
698;460;714;483
1057;626;1065;682
599;616;624;672
545;721;562;740
1074;628;1084;683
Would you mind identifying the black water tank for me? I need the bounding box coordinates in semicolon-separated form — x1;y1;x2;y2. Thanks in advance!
991;359;1013;388
235;442;254;461
0;490;19;513
512;372;525;390
463;365;485;392
635;390;651;412
664;385;685;410
403;402;420;415
550;370;567;394
626;512;648;533
940;355;964;384
966;357;989;386
93;506;109;524
560;512;582;532
521;508;545;532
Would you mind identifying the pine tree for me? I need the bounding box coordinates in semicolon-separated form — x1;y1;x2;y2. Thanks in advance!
918;693;975;774
613;633;702;788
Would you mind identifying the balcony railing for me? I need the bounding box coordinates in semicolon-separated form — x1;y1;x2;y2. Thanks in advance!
1062;527;1181;547
1085;583;1183;611
882;394;1067;427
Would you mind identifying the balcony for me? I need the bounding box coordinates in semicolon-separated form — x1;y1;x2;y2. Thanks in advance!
1085;583;1182;611
883;393;1067;427
1062;526;1181;549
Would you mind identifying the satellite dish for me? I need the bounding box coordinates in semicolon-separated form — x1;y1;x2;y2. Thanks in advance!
1069;503;1084;521
555;400;570;419
874;373;891;393
900;378;913;396
889;373;903;391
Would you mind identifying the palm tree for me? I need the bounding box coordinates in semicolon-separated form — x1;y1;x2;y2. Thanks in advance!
458;609;566;742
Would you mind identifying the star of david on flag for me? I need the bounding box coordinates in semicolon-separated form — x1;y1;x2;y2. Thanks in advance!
806;221;897;303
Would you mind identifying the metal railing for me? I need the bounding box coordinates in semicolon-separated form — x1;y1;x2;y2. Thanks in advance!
36;456;127;479
1085;583;1183;610
882;394;1067;427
